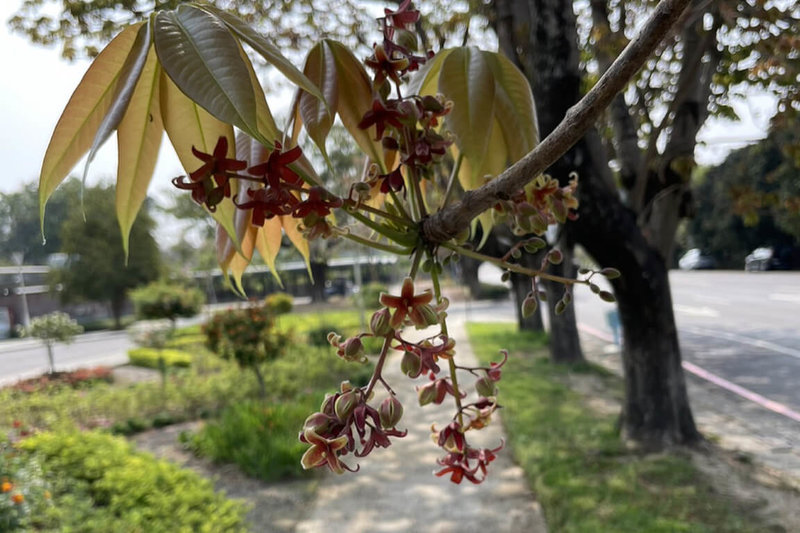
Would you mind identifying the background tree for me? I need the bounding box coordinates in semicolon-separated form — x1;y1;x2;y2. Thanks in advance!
130;280;205;328
0;180;73;265
56;184;161;328
480;0;799;446
688;126;800;267
17;311;83;374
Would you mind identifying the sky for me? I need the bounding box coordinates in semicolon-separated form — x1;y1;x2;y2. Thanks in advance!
0;2;779;198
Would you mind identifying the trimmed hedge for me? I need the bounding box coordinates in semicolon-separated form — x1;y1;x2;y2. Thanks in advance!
16;431;248;532
127;348;192;369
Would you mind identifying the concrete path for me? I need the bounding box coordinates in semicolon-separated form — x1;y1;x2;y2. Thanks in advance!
295;320;548;533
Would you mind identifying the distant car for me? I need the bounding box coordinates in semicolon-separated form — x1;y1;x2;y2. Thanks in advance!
678;249;715;270
324;278;354;297
744;246;796;271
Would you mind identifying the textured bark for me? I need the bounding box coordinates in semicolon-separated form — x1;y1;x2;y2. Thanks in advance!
544;241;584;363
490;0;700;445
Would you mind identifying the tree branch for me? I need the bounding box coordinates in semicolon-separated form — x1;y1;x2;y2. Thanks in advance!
421;0;692;245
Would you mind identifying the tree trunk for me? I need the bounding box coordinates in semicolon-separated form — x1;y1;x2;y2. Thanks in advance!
111;295;124;330
459;255;483;299
45;342;55;374
491;0;700;445
544;241;583;363
310;261;328;303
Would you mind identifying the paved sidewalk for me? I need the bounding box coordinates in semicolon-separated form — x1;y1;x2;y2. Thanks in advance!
295;320;548;533
581;333;800;489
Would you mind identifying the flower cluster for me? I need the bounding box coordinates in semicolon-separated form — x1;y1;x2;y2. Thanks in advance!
299;381;406;474
173;137;342;237
302;277;507;484
357;1;452;197
495;173;580;236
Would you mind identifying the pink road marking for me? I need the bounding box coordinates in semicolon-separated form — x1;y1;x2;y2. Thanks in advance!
578;324;800;424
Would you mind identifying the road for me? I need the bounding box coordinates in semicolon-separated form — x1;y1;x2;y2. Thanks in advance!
0;330;133;386
572;270;800;417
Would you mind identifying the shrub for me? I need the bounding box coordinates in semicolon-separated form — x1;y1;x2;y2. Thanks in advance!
17;312;83;374
164;334;206;349
188;400;313;481
127;319;172;349
478;282;510;300
265;292;293;315
203;304;291;398
356;282;388;310
127;348;192;369
16;431;248;532
0;439;52;532
11;367;113;394
130;281;205;325
307;324;336;347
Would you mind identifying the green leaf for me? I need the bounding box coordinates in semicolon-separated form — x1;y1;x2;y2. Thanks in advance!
406;48;453;97
83;22;153;188
39;22;145;234
159;70;239;250
439;47;496;185
198;4;326;106
154;5;261;141
299;41;338;161
485;51;538;161
116;45;163;259
325;39;387;173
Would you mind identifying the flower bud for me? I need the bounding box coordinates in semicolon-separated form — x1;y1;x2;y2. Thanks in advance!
401;350;422;378
334;390;359;420
370;307;393;336
475;376;497;397
416;304;440;328
417;381;438;406
379;396;403;429
339;336;365;361
521;293;538;318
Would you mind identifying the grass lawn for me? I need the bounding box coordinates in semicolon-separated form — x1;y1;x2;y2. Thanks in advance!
467;322;763;533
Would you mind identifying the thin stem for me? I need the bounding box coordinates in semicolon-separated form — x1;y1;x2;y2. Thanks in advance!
409;165;428;219
429;255;463;426
342;232;413;255
348;210;417;247
442;153;463;208
388;189;412;221
408;247;424;279
444;242;585;286
343;200;410;226
365;335;394;398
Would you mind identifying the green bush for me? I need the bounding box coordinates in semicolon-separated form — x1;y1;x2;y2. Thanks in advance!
17;431;248;532
164;334;206;349
307;324;336;347
203;304;291;398
265;292;294;315
356;282;388;310
127;348;192;369
130;281;205;324
478;282;510;300
189;400;314;481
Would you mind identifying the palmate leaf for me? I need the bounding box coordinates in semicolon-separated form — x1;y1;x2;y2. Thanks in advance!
116;44;163;258
197;4;325;106
39;22;146;232
407;47;538;245
153;5;266;145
